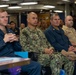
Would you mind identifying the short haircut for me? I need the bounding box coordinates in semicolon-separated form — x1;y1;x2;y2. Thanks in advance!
50;13;59;20
0;9;6;13
27;12;37;19
10;21;16;25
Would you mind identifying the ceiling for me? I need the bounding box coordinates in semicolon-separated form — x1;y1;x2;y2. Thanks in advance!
0;0;76;13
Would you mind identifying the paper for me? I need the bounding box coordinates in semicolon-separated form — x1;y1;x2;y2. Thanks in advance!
0;57;21;62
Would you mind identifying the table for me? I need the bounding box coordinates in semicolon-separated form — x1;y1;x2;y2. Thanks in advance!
0;57;30;70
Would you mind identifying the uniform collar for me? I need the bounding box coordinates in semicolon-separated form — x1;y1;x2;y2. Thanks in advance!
27;26;37;33
63;25;72;30
50;25;60;31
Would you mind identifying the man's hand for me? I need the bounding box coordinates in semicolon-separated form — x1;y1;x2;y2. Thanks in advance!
67;54;76;61
61;50;76;60
68;46;75;51
3;33;18;43
9;34;18;42
44;48;53;55
3;33;12;43
71;42;76;47
67;52;76;61
61;50;67;56
68;46;76;52
61;50;75;56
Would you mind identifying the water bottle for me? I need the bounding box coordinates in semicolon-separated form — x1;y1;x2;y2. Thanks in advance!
60;69;66;75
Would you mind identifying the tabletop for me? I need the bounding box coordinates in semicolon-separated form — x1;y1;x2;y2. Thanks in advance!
0;57;30;70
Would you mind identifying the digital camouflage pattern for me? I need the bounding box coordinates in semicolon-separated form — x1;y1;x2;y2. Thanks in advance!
20;26;53;66
50;52;74;75
20;26;74;75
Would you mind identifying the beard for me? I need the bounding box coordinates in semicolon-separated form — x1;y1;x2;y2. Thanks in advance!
68;23;73;27
70;23;73;27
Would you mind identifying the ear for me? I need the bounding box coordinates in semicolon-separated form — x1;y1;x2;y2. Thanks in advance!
50;20;52;23
27;18;29;23
65;20;66;25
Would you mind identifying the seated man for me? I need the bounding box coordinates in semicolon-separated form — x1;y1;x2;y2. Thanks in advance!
0;9;41;75
10;21;20;37
62;15;76;75
44;13;76;75
20;23;25;30
20;12;54;70
62;15;76;47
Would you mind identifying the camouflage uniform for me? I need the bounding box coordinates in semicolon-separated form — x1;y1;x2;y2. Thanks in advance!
20;26;74;75
50;52;74;75
62;25;76;44
20;26;54;66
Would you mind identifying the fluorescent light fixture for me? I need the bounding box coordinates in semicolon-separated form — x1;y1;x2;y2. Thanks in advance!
20;2;38;5
54;10;63;13
62;0;69;2
2;0;9;1
8;6;21;9
75;1;76;4
44;5;55;8
0;5;9;7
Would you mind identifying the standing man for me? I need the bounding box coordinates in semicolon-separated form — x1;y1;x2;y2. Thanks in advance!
0;9;41;75
44;13;76;75
20;12;54;73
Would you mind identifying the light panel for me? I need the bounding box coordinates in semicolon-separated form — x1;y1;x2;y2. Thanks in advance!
20;2;38;5
75;1;76;3
0;5;9;7
62;0;70;2
1;0;9;1
54;10;63;13
8;6;21;9
44;5;55;8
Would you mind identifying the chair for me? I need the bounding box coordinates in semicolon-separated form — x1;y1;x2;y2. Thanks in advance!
14;51;28;58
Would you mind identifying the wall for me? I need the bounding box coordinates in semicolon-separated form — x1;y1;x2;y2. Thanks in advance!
38;12;50;27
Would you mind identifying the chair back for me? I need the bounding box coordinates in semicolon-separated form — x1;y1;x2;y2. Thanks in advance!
14;52;28;58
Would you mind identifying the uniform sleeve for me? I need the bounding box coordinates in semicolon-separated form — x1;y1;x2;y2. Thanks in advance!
0;32;6;50
20;30;34;52
65;35;72;46
13;41;22;51
62;27;68;36
62;27;73;45
38;30;54;52
44;30;68;52
40;31;54;49
0;39;6;50
44;36;54;49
